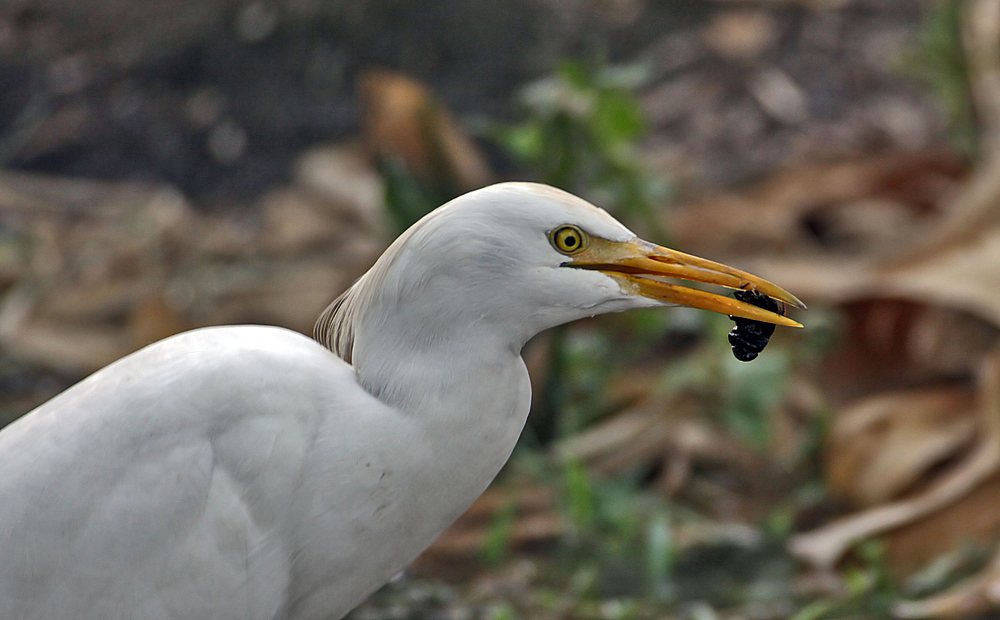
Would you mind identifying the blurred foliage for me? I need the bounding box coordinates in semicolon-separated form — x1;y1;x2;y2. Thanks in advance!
904;542;992;600
381;158;448;234
498;451;805;617
494;58;809;613
789;541;898;620
903;1;977;157
481;500;518;566
493;59;675;444
494;59;670;241
376;58;841;619
650;311;795;450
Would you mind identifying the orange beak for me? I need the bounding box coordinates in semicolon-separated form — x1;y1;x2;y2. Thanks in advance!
567;238;804;327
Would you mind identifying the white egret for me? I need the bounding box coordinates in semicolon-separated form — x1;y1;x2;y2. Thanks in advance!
0;182;802;619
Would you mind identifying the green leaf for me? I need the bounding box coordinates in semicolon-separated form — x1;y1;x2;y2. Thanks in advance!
498;123;544;161
558;59;594;90
594;91;644;145
481;500;516;565
564;458;596;532
645;510;676;598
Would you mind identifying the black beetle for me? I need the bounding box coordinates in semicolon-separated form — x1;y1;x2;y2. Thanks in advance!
728;290;784;362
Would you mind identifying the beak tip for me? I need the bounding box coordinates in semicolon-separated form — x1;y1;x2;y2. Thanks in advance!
772;290;807;311
768;312;803;329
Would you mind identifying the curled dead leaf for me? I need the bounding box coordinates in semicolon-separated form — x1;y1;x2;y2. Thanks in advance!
790;353;1000;570
359;70;492;194
670;151;966;257
826;387;978;508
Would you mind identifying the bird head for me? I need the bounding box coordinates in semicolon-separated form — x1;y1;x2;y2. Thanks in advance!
316;182;802;363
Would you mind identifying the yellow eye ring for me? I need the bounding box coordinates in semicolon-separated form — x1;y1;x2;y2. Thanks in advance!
550;225;588;255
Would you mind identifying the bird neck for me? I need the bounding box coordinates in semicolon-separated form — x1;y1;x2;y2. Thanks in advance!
353;325;533;481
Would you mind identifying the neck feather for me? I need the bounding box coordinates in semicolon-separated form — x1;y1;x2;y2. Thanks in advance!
314;275;531;419
315;282;532;489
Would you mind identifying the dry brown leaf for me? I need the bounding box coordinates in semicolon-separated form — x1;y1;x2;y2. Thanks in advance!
963;0;1000;161
191;215;258;258
894;525;1000;619
755;226;1000;333
0;171;167;217
292;144;387;234
789;353;1000;570
555;406;761;478
702;9;778;61
883;156;1000;269
791;433;1000;569
886;473;1000;579
670;150;966;257
554;392;779;520
825;388;978;508
201;260;356;335
413;484;564;579
0;144;391;378
33;278;160;323
259;188;347;256
359;70;492;193
426;512;565;558
553;408;658;463
127;294;190;346
0;320;133;375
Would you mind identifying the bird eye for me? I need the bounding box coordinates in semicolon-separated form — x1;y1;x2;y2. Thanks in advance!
550;225;588;254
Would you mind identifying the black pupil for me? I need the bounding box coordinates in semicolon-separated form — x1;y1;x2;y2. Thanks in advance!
563;234;577;247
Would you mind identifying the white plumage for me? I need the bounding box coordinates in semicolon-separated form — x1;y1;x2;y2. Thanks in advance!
0;183;800;619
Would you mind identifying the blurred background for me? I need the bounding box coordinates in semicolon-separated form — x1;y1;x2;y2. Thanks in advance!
3;0;1000;618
